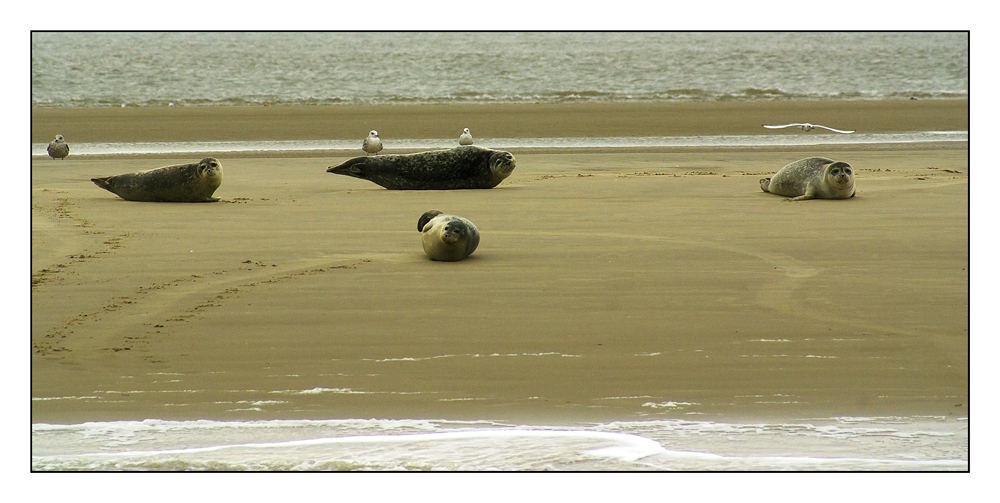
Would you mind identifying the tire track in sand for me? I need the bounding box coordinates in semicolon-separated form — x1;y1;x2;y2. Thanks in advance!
32;258;372;359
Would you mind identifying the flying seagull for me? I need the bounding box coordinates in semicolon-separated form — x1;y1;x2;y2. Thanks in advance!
763;123;855;134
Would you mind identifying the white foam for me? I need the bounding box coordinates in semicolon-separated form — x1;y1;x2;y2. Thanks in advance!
29;131;970;158
291;387;365;395
642;401;698;409
31;416;968;471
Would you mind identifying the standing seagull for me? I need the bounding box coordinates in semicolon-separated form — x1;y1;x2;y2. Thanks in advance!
459;127;474;146
763;123;855;134
362;130;383;155
47;134;70;160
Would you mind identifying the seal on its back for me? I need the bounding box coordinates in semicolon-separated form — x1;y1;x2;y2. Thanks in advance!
418;210;480;262
47;134;70;160
91;157;223;202
760;157;856;201
327;145;516;190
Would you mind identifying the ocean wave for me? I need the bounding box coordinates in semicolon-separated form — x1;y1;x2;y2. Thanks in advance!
30;90;969;108
32;32;967;109
31;416;967;471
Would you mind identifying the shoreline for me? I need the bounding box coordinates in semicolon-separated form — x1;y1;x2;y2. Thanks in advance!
29;141;969;162
32;99;968;143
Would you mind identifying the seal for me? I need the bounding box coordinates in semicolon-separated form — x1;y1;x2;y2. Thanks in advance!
91;157;223;202
759;157;856;201
418;210;480;262
459;128;474;145
363;130;383;155
327;145;516;190
47;134;70;160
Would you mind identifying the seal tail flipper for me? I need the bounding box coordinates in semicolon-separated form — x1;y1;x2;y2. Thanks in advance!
418;210;444;232
759;178;771;193
91;177;114;192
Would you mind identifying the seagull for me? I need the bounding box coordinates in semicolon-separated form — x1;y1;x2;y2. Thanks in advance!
47;134;70;160
362;130;383;155
459;127;474;145
763;123;855;134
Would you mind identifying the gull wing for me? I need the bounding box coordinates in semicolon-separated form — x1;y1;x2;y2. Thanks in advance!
812;124;855;134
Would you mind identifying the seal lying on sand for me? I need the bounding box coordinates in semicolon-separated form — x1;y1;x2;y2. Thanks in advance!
418;210;480;261
760;157;856;201
327;145;516;190
47;134;70;160
91;157;223;202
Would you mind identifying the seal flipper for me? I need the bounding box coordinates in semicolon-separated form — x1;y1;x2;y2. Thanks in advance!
788;184;817;201
418;210;444;231
759;178;772;193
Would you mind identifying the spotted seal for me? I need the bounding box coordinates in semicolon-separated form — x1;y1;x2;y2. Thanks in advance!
759;157;856;201
327;145;516;190
418;210;480;261
91;157;223;202
47;134;70;160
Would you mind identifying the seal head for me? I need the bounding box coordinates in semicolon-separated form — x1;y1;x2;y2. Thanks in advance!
327;145;516;190
92;157;223;202
760;157;855;201
418;210;480;262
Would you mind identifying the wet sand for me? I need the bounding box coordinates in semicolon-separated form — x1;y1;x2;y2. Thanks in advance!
31;101;968;425
32;99;968;143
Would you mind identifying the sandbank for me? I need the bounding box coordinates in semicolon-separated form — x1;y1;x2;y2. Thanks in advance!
31;101;968;425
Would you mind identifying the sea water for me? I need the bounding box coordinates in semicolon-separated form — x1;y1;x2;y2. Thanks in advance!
32;416;967;471
31;32;967;108
31;131;969;158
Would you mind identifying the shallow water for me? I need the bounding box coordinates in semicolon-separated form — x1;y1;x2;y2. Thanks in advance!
31;131;968;157
31;416;967;471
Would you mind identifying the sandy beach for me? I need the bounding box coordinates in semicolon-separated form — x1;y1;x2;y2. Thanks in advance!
31;100;968;425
